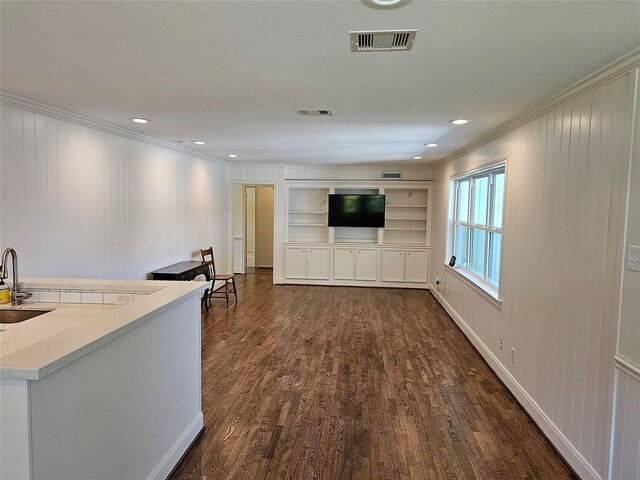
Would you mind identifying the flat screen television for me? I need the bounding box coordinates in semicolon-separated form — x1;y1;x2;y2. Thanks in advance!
328;194;385;228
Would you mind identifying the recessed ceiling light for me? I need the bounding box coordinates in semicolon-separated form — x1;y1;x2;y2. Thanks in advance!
361;0;410;9
413;156;422;160
227;154;237;158
131;118;150;124
192;141;205;145
425;143;438;148
449;119;469;125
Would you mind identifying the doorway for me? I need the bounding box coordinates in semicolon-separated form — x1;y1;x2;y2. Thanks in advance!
244;185;274;273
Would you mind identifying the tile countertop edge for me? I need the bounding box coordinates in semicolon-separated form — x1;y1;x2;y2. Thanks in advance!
0;280;207;381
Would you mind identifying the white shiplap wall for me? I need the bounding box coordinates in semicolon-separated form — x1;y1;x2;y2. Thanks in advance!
284;165;433;181
430;73;633;480
611;361;640;480
0;104;230;280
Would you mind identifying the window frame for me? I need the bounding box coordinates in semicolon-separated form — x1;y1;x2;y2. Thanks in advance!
449;162;505;300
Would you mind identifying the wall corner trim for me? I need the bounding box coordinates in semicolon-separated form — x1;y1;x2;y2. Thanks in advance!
436;47;640;168
0;92;230;166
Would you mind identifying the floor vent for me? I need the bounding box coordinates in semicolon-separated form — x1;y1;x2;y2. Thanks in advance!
350;30;417;52
382;171;403;180
294;109;334;116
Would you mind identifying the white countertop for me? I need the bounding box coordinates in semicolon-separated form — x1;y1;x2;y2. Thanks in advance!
0;278;207;380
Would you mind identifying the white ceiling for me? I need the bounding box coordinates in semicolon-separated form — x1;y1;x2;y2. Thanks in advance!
1;1;639;165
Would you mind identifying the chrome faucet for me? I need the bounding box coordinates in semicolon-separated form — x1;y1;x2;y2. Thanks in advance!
0;248;32;305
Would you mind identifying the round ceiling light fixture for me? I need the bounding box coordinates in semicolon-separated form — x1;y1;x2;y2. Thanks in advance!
227;154;237;158
425;143;438;148
413;156;422;160
361;0;411;9
131;118;150;124
449;119;469;125
192;141;205;145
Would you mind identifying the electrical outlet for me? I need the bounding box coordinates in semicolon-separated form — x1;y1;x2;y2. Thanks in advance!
511;348;516;365
499;338;503;350
116;294;134;304
627;245;640;272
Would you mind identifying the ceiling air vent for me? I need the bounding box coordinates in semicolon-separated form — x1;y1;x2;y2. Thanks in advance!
350;30;417;52
294;109;334;116
382;171;403;180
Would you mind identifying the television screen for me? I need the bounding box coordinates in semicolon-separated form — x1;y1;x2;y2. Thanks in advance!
328;194;385;228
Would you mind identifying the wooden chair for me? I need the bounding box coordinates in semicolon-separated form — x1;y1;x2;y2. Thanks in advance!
200;247;237;308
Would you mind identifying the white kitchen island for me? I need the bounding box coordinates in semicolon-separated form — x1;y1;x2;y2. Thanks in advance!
0;278;206;480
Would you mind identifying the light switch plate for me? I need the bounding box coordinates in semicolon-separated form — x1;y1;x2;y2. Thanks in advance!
627;245;640;272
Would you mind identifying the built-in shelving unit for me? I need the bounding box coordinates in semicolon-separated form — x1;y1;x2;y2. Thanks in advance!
287;187;330;243
382;188;428;246
284;180;432;289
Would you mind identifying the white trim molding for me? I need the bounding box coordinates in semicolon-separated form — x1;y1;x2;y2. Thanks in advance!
0;92;229;166
146;413;204;480
438;47;640;167
614;354;640;382
429;286;601;480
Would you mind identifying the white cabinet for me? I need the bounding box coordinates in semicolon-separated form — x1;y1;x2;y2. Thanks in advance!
404;249;429;283
381;248;429;283
381;249;405;282
332;248;376;281
307;248;330;279
333;248;355;280
285;246;330;280
285;247;308;279
355;248;377;281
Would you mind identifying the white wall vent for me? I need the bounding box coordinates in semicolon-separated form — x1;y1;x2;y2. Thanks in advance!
294;109;334;116
350;30;417;52
382;171;403;180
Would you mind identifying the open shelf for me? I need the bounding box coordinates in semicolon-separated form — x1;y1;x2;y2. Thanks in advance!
386;204;427;208
384;227;427;231
334;237;378;244
288;187;330;243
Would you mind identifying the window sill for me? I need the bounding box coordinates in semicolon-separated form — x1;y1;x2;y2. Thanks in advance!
444;264;502;310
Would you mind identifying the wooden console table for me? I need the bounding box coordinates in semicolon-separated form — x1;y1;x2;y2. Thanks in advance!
151;261;211;309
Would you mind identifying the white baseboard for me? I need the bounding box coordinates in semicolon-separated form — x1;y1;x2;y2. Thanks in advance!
428;285;601;480
146;412;204;480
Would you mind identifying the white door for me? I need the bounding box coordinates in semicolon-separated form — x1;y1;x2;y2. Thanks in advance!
333;248;355;280
404;249;429;283
380;249;405;282
355;249;377;281
307;248;330;279
285;247;307;279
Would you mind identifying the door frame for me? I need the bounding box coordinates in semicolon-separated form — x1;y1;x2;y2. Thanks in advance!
239;182;276;275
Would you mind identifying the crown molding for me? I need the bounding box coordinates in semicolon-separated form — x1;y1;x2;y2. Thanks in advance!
615;355;640;382
230;163;287;169
0;92;229;166
436;47;640;168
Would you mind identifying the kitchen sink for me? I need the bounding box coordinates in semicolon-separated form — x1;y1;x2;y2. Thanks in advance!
0;309;52;324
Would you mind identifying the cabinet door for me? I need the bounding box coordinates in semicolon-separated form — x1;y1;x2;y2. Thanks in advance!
355;249;377;281
307;248;330;280
404;249;429;283
285;247;307;279
333;248;355;280
380;249;405;282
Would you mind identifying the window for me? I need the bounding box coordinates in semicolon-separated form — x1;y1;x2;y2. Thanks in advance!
450;164;505;295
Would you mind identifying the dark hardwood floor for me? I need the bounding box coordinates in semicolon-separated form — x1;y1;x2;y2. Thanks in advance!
170;272;576;480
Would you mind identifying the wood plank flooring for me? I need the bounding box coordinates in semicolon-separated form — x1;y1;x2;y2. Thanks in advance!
169;271;576;480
